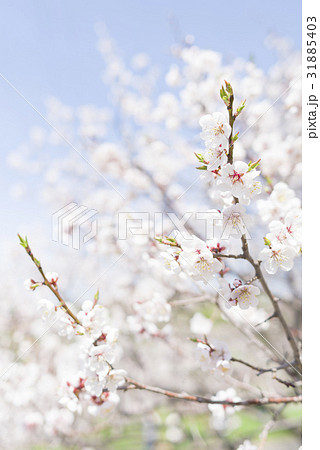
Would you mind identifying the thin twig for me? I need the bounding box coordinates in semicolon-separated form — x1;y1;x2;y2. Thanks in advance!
125;377;301;406
20;236;81;325
258;405;286;450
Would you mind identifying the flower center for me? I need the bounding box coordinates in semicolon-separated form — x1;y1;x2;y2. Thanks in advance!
229;170;244;184
213;123;224;136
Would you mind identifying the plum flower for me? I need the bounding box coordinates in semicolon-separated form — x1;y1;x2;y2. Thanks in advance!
105;369;127;392
208;388;241;430
258;182;301;223
203;143;228;169
195;339;231;375
267;210;301;251
230;285;260;310
77;301;109;338
218;278;237;308
218;162;261;205
87;392;120;416
84;375;106;397
199;112;231;147
160;248;181;274
37;299;56;321
259;244;297;274
133;293;171;323
220;203;251;239
180;235;223;282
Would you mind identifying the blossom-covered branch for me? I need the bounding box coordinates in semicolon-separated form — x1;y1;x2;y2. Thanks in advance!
20;236;301;416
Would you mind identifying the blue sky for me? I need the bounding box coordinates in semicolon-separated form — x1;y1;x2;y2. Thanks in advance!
0;0;301;243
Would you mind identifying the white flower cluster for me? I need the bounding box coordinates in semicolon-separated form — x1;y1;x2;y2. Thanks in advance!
59;300;126;416
195;339;231;376
160;233;223;284
258;183;301;274
127;292;171;337
27;279;126;417
208;388;241;430
219;278;260;310
199;113;262;206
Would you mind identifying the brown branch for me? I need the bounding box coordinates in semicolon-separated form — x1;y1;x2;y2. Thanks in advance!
211;253;246;259
227;91;235;164
20;236;81;325
272;377;296;389
239;234;301;374
231;357;293;376
253;257;302;374
232;358;296;388
215;298;278;361
124;377;301;406
223;84;302;374
229;357;296;389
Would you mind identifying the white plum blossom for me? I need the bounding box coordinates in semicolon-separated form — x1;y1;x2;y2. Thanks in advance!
218;278;259;309
190;312;212;335
195;339;231;375
259;244;297;274
218;162;261;205
87;392;120;416
258;182;301;223
208;388;241;430
127;314;158;336
230;285;260;310
133;293;171;323
84;374;106;397
77;301;109;339
179;235;223;282
59;393;82;414
159;233;223;283
218;278;237;307
105;369;127;392
270;182;299;209
58;316;77;339
236;440;257;450
220;203;251;239
267;210;301;251
195;343;216;372
215;359;232;375
87;332;119;372
283;210;302;247
160;247;181;274
203;143;228;169
37;299;56;321
199;112;231;147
